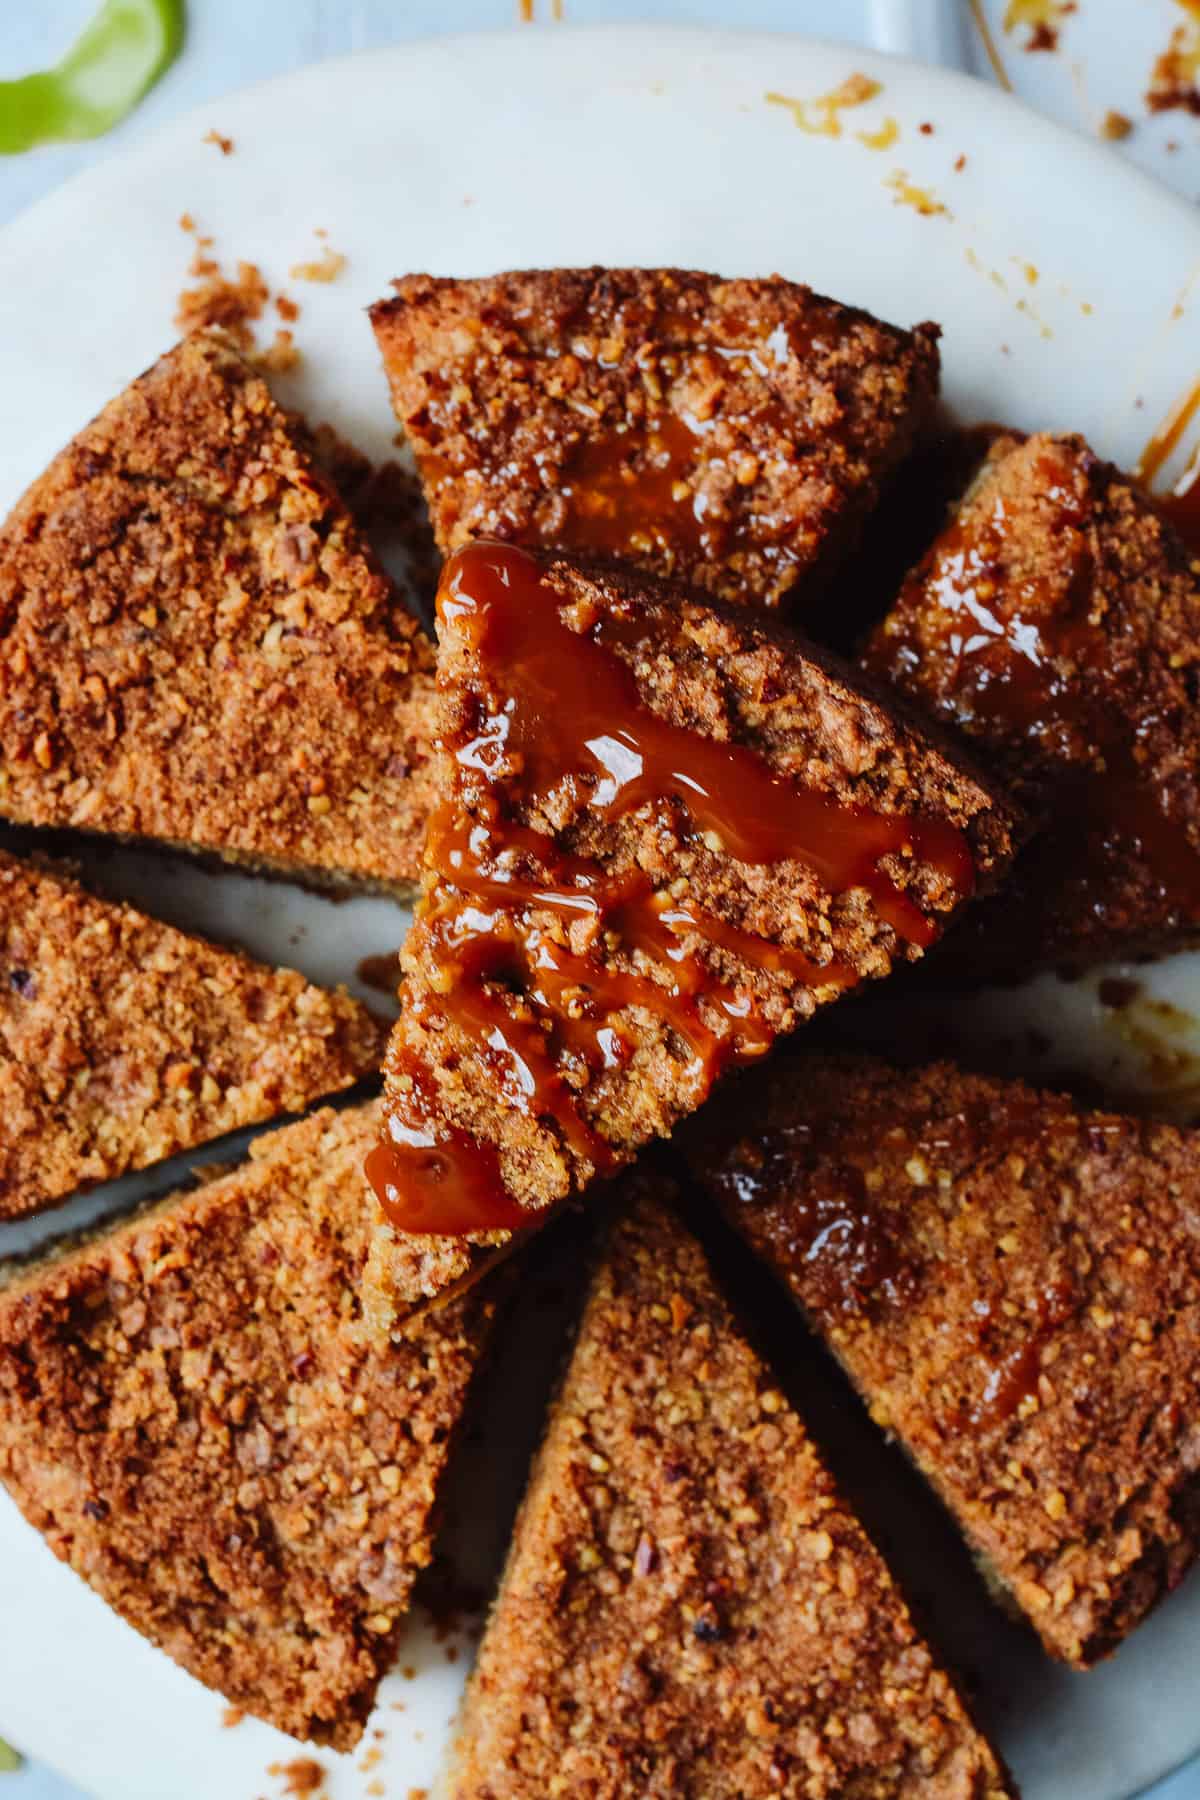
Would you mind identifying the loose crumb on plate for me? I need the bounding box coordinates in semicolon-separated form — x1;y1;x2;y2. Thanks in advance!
203;128;234;154
290;243;347;283
255;328;302;375
267;1758;326;1797
221;1706;245;1729
175;254;268;350
1101;108;1133;140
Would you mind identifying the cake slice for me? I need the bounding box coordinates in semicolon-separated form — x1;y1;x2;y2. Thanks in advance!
443;1183;1013;1799
687;1051;1200;1665
861;430;1200;973
0;1104;499;1749
0;331;437;893
363;540;1020;1335
0;849;385;1220
370;267;940;611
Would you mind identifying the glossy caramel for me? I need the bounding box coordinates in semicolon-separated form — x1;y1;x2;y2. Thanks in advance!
374;542;974;1236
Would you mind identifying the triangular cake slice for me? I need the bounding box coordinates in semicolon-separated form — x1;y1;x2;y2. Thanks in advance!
0;1104;499;1749
363;541;1020;1334
0;849;384;1219
443;1183;1013;1799
0;332;437;892
370;267;940;611
687;1051;1200;1665
861;430;1200;973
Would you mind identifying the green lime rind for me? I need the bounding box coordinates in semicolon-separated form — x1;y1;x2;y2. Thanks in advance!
0;1737;22;1773
0;0;186;156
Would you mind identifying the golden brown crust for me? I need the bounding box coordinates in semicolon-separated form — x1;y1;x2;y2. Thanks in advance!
0;1104;497;1748
687;1051;1200;1664
862;431;1200;973
0;332;438;892
446;1184;1012;1799
366;549;1021;1330
0;849;385;1219
371;267;940;610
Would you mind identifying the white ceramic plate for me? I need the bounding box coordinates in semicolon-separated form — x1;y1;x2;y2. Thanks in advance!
4;26;1200;1800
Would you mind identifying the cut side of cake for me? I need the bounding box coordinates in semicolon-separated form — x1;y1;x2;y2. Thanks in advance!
861;430;1200;973
0;849;385;1220
442;1183;1013;1799
0;1104;499;1749
687;1050;1200;1665
0;331;438;893
363;540;1020;1335
370;267;940;611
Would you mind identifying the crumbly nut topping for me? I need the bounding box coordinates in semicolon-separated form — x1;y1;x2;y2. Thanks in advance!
691;1051;1200;1664
446;1185;1012;1798
0;850;385;1220
0;1104;498;1748
0;332;438;893
371;267;940;611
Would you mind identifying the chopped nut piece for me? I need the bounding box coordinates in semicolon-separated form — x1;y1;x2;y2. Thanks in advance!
1100;109;1133;140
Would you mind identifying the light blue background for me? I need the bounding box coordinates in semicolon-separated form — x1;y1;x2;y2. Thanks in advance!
1;4;1197;1795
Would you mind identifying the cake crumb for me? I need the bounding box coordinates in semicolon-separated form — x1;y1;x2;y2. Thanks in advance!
291;244;347;283
175;255;268;350
221;1705;245;1728
277;293;301;321
203;128;234;154
255;329;302;375
1101;108;1133;139
267;1758;326;1797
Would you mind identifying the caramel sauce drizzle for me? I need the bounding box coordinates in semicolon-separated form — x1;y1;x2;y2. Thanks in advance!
553;318;806;579
371;542;971;1236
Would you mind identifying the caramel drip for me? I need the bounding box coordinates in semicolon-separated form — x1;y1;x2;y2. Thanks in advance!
547;317;820;579
1134;378;1200;493
372;542;972;1236
956;1277;1078;1433
368;1059;530;1237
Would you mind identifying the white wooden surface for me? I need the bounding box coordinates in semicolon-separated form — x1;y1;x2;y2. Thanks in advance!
1;5;1199;1798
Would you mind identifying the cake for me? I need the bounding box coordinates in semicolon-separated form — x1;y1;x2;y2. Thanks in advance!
363;540;1020;1336
0;332;438;893
442;1182;1013;1798
0;849;384;1220
0;1104;499;1748
861;430;1200;972
370;267;940;611
687;1050;1200;1664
